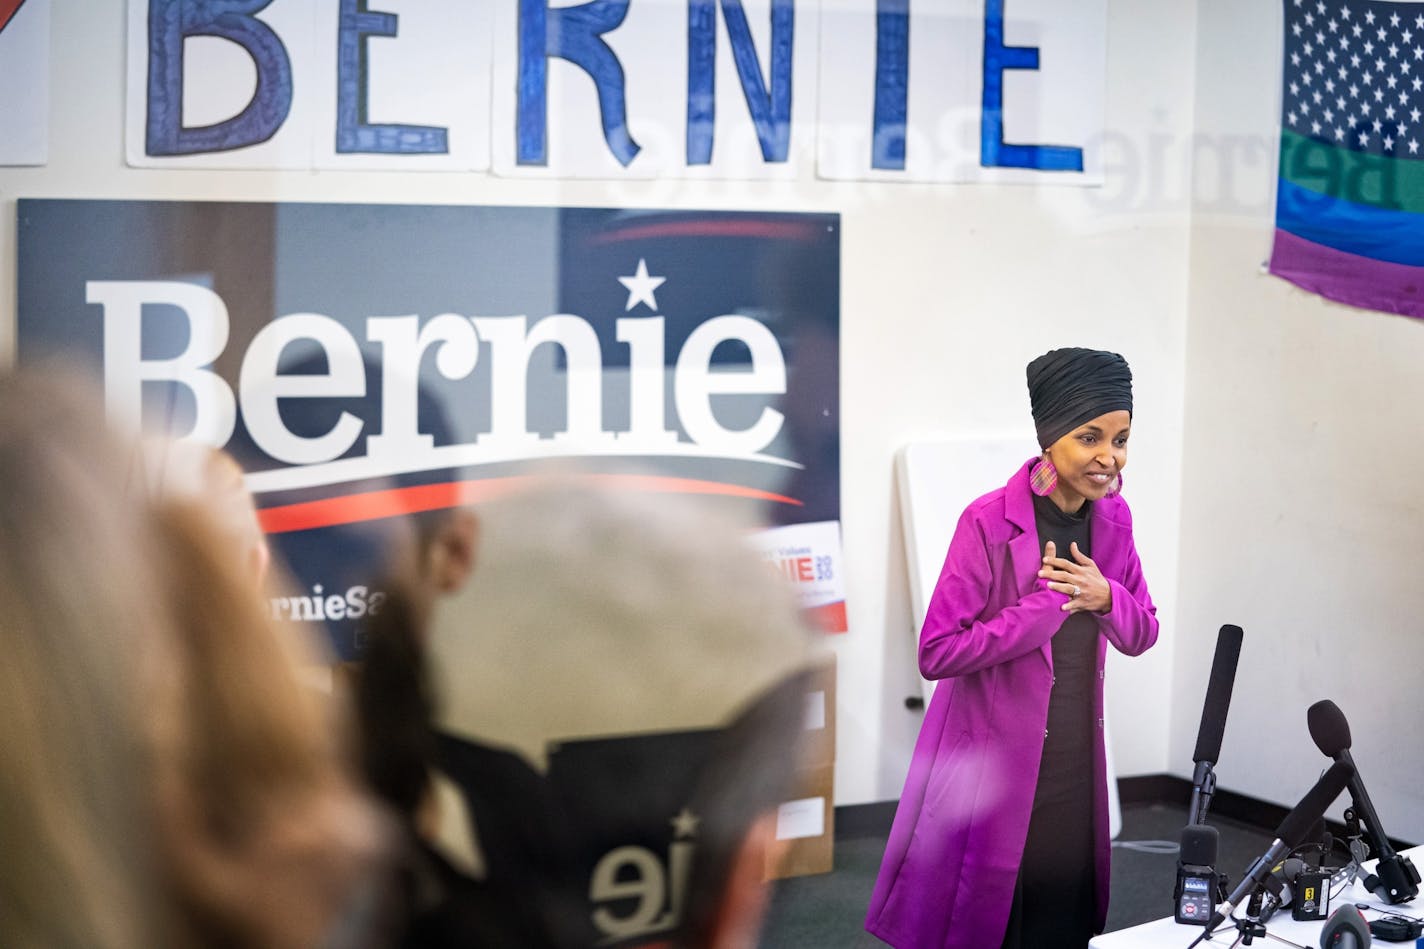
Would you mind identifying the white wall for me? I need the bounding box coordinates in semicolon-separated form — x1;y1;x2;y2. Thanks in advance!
0;0;1200;807
1177;1;1424;843
834;3;1201;802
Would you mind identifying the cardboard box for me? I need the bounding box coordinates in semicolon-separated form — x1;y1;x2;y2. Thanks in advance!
798;651;836;769
765;652;837;880
766;761;835;879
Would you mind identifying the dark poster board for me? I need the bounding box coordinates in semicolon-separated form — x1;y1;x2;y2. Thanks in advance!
17;200;841;658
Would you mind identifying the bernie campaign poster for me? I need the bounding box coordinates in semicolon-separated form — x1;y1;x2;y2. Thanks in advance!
16;200;844;657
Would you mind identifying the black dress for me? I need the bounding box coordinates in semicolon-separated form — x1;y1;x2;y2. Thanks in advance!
1000;495;1099;949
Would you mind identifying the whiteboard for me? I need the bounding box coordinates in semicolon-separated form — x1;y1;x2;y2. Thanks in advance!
897;435;1033;636
895;435;1122;838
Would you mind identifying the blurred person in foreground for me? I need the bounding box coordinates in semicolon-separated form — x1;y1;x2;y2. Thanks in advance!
0;370;389;949
354;478;821;948
0;371;174;948
144;442;394;949
141;437;271;588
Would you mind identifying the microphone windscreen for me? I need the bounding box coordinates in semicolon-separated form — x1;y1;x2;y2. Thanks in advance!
1267;856;1307;909
1180;823;1219;866
1277;761;1354;846
1318;904;1370;947
1192;624;1244;763
1307;699;1352;757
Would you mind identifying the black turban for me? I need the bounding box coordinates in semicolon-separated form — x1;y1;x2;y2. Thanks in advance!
1026;348;1133;449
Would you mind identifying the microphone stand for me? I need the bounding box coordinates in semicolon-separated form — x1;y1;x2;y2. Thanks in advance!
1331;810;1369;888
1229;915;1269;945
1185;913;1312;949
1351;801;1422;904
1188;759;1218;827
1184;760;1228;904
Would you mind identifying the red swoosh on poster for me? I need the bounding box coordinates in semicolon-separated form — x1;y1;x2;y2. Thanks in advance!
0;0;26;34
256;474;803;534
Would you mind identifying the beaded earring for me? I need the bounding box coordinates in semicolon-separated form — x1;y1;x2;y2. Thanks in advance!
1029;455;1058;497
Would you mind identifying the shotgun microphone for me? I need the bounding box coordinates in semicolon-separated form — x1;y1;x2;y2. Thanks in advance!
1197;761;1354;940
1188;624;1244;825
1176;625;1243;926
1308;700;1420;905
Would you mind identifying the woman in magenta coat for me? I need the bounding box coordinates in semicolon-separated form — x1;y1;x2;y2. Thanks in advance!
866;349;1159;949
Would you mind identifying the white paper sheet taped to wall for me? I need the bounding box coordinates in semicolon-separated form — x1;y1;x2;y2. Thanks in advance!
804;690;826;732
776;797;827;841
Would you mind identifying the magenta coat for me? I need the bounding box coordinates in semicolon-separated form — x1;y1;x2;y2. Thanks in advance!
865;458;1159;949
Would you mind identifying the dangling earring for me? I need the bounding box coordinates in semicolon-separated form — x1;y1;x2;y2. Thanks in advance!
1105;470;1123;497
1030;454;1058;497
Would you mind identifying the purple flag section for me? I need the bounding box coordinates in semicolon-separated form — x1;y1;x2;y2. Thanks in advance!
1269;0;1424;319
1270;229;1424;319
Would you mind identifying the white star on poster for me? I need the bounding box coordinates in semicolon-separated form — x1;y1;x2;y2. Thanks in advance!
670;807;700;839
618;258;666;312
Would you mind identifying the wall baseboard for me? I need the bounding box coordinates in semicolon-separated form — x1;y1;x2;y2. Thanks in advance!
1118;774;1191;807
839;774;1417;851
1118;773;1417;851
835;800;898;840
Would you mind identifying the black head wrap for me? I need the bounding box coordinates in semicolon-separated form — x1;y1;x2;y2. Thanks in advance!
1026;348;1133;449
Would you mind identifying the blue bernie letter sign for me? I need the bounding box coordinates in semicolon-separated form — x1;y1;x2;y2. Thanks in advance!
686;0;794;165
146;0;293;156
980;0;1082;172
871;0;909;170
335;0;449;154
517;0;639;167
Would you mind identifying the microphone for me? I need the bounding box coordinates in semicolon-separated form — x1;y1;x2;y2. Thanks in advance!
1307;700;1421;905
1318;904;1371;947
1175;625;1243;926
1174;824;1223;923
1260;819;1331;918
1188;624;1244;825
1196;760;1354;940
1257;856;1307;921
1305;816;1332;868
1259;851;1333;922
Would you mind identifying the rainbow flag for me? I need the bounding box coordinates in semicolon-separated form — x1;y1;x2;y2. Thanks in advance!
1271;0;1424;318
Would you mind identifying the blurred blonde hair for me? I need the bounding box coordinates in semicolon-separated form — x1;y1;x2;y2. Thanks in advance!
150;498;389;949
0;371;173;949
142;439;270;586
0;369;388;949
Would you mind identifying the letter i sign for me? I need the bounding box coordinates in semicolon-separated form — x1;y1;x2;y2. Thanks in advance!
0;0;25;33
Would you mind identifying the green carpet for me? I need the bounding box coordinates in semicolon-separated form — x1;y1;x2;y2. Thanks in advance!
757;801;1278;947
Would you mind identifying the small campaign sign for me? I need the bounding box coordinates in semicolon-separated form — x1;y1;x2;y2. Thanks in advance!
749;520;847;633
